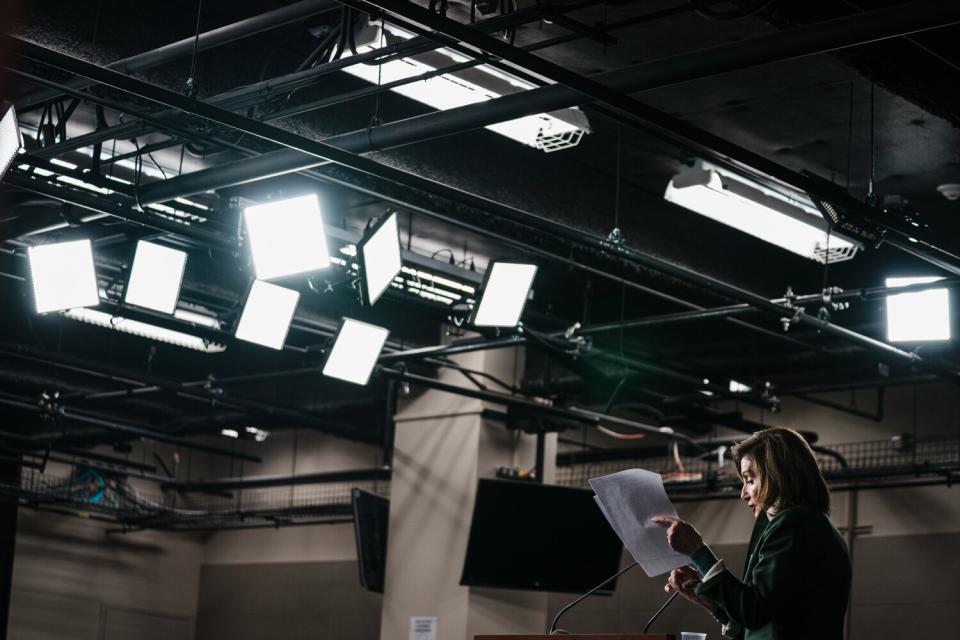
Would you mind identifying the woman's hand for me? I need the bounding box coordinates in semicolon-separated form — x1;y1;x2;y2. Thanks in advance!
650;515;704;555
664;566;717;615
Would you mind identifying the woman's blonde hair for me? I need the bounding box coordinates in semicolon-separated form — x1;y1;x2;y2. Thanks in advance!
732;427;831;514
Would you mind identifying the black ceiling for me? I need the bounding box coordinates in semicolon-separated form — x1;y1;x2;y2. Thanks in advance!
2;0;960;454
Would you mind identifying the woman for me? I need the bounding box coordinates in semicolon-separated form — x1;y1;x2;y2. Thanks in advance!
651;427;850;640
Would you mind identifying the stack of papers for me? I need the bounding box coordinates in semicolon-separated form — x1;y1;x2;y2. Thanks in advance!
589;469;690;577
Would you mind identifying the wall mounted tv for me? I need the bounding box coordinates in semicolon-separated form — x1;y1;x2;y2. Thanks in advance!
460;479;623;594
352;488;389;593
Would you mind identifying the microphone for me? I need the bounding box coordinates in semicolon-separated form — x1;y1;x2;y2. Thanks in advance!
548;561;638;634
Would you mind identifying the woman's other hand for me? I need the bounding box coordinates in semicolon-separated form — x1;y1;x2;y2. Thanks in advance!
650;515;704;555
664;566;717;615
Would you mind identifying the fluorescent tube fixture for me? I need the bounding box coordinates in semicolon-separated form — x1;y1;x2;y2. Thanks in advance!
885;276;950;342
62;308;226;352
1;102;23;179
728;380;752;393
665;161;860;264
341;22;588;152
220;429;240;439
235;280;300;350
243;194;331;280
322;318;390;385
28;239;100;314
471;262;537;327
124;241;187;314
359;212;402;306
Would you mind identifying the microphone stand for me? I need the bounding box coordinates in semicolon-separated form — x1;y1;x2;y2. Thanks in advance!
549;561;638;634
548;560;682;635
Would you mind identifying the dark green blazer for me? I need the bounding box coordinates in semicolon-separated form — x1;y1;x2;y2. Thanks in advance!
696;507;851;640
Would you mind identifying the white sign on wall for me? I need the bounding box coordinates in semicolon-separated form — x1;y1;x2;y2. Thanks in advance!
410;616;437;640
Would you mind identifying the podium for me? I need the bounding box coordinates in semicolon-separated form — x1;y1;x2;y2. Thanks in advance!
475;636;674;639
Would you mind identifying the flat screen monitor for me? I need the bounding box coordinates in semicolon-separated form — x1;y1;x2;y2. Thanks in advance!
460;479;623;594
352;488;389;593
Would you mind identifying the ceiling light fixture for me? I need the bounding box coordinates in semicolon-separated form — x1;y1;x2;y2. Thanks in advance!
243;194;331;280
885;276;950;342
27;239;100;314
62;308;226;353
342;22;588;152
322;318;390;385
124;240;188;314
358;212;402;306
470;262;537;327
235;280;300;350
665;161;861;264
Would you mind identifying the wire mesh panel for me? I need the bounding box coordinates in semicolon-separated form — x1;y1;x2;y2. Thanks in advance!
555;434;960;498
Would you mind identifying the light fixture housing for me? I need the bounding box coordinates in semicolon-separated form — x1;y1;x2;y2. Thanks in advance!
27;239;100;314
62;308;226;353
665;161;861;264
235;280;300;350
0;102;23;180
341;22;588;152
470;262;537;328
243;194;331;280
322;318;390;385
358;212;403;306
885;276;951;342
124;240;187;314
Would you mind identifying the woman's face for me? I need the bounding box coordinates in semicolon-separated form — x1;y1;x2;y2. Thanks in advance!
740;456;762;518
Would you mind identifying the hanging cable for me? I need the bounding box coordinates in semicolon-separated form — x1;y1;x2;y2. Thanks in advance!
597;425;647;440
185;0;204;97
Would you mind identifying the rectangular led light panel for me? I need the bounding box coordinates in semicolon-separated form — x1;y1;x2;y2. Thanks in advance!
359;212;402;306
235;280;300;350
322;318;390;385
28;239;100;314
124;240;187;314
886;276;950;342
244;194;331;280
1;102;23;179
471;262;537;327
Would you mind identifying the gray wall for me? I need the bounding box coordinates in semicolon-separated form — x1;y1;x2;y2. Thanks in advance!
9;509;203;640
195;561;382;640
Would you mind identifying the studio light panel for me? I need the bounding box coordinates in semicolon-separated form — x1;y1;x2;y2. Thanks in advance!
124;241;187;314
27;239;100;314
359;212;402;306
1;102;23;179
885;276;951;342
235;280;300;350
244;194;331;280
472;262;537;327
323;318;390;385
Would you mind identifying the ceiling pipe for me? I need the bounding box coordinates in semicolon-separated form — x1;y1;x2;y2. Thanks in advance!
0;390;262;463
0;342;370;442
164;466;391;491
131;0;960;205
14;0;342;111
378;366;707;451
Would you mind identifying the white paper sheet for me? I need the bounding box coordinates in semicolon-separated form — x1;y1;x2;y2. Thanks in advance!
589;468;690;577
